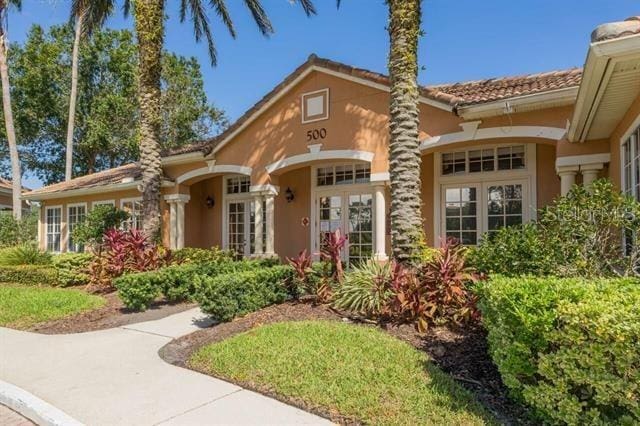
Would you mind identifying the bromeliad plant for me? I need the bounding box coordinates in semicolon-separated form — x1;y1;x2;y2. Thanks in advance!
285;249;313;299
320;229;347;283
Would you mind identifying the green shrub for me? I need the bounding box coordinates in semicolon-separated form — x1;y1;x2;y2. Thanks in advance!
0;244;52;266
173;247;234;264
115;258;277;311
0;211;38;248
467;224;555;276
476;276;640;424
52;253;93;286
195;265;293;322
0;265;58;285
71;205;129;247
333;259;392;317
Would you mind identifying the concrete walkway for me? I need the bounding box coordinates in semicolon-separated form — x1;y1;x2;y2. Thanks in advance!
0;309;332;426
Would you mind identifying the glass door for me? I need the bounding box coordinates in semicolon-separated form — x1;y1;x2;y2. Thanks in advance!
227;201;248;257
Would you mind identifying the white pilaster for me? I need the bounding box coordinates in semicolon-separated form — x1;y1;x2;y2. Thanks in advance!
580;163;604;190
176;201;185;249
373;184;388;261
265;194;275;256
557;166;579;196
164;194;190;250
169;201;177;250
253;195;264;256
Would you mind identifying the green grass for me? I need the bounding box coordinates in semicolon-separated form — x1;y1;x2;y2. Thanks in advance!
0;284;105;328
190;321;494;425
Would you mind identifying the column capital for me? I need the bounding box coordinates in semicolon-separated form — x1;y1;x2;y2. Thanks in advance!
163;193;191;204
370;172;390;184
556;165;580;176
580;162;604;172
250;184;279;196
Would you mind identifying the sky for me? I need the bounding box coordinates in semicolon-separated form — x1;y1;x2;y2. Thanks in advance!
7;0;639;189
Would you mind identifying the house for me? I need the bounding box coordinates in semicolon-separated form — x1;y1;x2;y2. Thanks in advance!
0;178;31;213
23;16;640;262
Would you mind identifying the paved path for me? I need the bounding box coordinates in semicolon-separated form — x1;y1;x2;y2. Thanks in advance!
0;309;331;426
0;404;35;426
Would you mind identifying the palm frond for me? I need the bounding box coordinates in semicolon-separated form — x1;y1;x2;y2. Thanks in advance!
209;0;236;38
243;0;274;36
70;0;116;37
123;0;132;18
181;0;218;66
292;0;316;17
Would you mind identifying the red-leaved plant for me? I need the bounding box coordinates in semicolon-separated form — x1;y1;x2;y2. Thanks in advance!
286;249;313;299
320;229;347;283
88;229;172;292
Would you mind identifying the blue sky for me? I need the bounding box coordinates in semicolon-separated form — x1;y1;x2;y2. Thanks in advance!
8;0;638;188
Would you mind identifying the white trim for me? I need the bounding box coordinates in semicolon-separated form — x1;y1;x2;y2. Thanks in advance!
555;153;611;168
120;197;143;230
44;205;63;253
301;88;330;124
266;150;374;175
91;199;115;209
250;184;280;195
620;112;640;144
161;151;203;166
176;165;252;185
370;172;390;182
420;126;567;151
432;143;537;244
163;193;191;203
22;180;174;201
66;202;87;253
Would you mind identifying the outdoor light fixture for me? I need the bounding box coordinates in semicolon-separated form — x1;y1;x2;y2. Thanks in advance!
285;187;295;203
206;196;215;208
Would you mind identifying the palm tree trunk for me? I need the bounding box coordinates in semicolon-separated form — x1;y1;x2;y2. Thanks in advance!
65;13;83;182
387;0;423;263
0;32;22;220
134;0;164;239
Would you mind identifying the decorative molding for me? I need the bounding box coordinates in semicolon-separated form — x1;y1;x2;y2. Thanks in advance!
420;126;567;151
555;153;611;168
370;172;390;183
175;165;252;185
301;88;329;124
307;143;322;153
250;184;280;195
265;149;374;174
163;193;191;203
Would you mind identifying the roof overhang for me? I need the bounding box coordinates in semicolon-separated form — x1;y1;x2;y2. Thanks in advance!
22;179;175;201
161;151;204;166
568;32;640;142
456;86;578;120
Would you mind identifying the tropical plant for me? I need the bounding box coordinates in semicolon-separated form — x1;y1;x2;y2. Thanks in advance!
131;0;316;239
320;228;347;283
0;0;22;219
333;259;392;317
286;249;313;299
0;243;52;266
71;205;129;248
0;210;37;247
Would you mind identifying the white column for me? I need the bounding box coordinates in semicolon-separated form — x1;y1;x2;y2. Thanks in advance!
580;163;603;190
253;195;264;256
373;184;388;261
169;201;177;250
176;201;186;249
557;166;579;196
264;194;275;256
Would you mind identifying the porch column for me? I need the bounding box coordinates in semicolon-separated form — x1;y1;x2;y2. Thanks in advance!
557;166;579;196
176;200;186;249
253;195;264;256
373;183;388;261
169;201;177;250
581;163;604;190
265;193;275;256
164;194;190;250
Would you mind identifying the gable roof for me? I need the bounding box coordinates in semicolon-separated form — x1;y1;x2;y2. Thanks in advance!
163;55;581;158
0;177;31;193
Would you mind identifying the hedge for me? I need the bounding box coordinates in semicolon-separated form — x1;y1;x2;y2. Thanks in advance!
52;253;93;287
476;276;640;424
0;265;59;286
194;265;294;322
114;258;279;311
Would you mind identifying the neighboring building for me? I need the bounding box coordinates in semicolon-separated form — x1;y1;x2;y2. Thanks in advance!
0;178;31;213
23;17;640;261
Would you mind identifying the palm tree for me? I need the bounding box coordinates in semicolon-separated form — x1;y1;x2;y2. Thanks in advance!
66;1;115;181
0;0;22;219
133;0;316;238
387;0;424;263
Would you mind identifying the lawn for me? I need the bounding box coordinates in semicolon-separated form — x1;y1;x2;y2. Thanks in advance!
190;320;494;425
0;284;105;329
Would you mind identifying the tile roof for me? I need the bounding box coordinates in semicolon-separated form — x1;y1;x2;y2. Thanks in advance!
591;16;640;42
26;163;142;196
0;177;31;192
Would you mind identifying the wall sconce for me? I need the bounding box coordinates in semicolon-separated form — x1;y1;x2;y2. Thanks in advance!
285;187;295;203
206;196;215;208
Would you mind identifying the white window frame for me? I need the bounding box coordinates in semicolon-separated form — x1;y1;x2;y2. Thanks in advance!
434;143;537;244
120;197;143;231
440;144;528;177
310;162;377;262
67;202;87;253
620;117;640;253
45;205;62;253
221;175;255;255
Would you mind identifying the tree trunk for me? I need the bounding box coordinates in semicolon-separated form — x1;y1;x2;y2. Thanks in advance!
387;0;423;263
0;32;22;220
134;0;164;239
65;13;83;181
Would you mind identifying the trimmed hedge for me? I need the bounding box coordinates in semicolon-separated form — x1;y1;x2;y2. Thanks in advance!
476;276;640;424
0;265;59;286
195;265;294;322
172;247;234;265
114;258;279;311
52;253;93;287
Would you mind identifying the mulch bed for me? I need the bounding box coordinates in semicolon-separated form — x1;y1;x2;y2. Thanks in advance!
30;292;196;334
160;300;532;425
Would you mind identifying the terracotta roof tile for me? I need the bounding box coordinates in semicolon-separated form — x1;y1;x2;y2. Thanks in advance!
0;177;31;192
591;16;640;42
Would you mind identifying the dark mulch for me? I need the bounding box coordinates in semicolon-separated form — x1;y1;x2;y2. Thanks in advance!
160;300;531;425
30;292;196;334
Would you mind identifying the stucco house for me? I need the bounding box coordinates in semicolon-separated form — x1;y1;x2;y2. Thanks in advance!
0;178;31;213
23;17;640;263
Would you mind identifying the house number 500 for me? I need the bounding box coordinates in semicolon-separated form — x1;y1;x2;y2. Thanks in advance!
306;128;327;141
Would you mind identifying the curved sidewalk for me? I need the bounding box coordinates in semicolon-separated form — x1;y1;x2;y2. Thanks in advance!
0;309;331;426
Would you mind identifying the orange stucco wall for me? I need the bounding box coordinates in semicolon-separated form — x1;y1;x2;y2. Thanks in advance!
274;167;311;259
184;176;223;248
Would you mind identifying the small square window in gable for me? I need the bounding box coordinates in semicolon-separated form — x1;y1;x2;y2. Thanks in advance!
302;89;329;123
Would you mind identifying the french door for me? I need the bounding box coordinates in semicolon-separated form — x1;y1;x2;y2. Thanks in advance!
316;191;373;265
441;179;529;245
226;200;265;258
